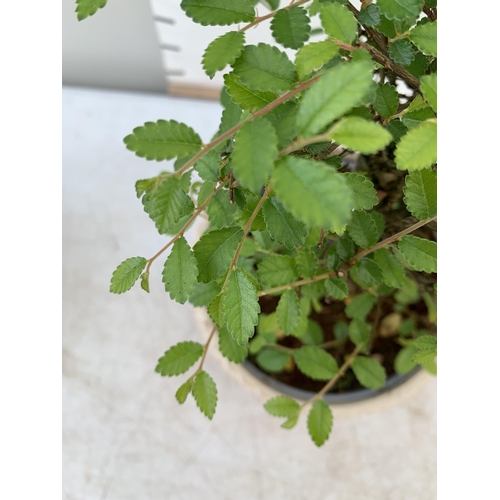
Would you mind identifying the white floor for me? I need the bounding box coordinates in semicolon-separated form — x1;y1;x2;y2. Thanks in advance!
62;86;437;500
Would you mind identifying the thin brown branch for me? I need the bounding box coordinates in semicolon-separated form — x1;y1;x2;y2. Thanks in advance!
196;324;217;373
240;0;309;32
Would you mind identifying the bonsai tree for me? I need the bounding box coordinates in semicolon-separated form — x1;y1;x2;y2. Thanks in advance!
77;0;437;447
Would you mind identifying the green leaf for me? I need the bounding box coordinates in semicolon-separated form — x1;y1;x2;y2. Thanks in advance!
297;61;374;137
202;31;245;78
264;101;299;148
336;236;355;260
155;341;204;376
264;395;300;417
347;211;379;248
403;169;437;220
222;269;260;346
233;43;297;93
75;0;107;21
281;415;299;429
412;350;436;365
295;40;339;80
398;235;437;273
140;273;150;293
351;258;384;286
401;107;436;130
271;6;311;49
394;346;418;374
409;21;437;57
325;278;348;300
175;379;193;404
207;294;224;327
358;4;381;26
373;83;399;119
294;346;339;381
388;39;415;65
276;289;301;334
342;173;379;211
256;348;290;373
351;356;387;389
232;117;278;192
377;0;424;21
189;281;221;307
218;96;243;136
349;318;371;346
218;326;248;363
345;293;377;319
301;319;324;345
273;156;353;229
374;248;406;288
110;257;147;294
330;117;393;154
307;399;333;447
420;73;437;113
192;371;218;419
162;237;199;304
223;73;278;111
387;120;408;143
395;276;420;304
194;152;221;182
296;248;318;278
320;2;358;44
257;255;298;289
414;335;437;351
193;227;243;282
395;120;437;171
262;197;308;249
233;192;267;231
207;190;238;228
124;120;202;161
180;0;255;26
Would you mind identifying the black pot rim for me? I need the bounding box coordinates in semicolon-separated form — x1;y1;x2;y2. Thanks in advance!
241;359;422;404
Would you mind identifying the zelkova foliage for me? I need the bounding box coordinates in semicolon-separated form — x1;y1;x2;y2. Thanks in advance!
85;0;437;447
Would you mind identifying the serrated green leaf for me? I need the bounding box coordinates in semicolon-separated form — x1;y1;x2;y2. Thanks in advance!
294;346;339;381
193;227;243;282
162;237;199;304
276;289;301;334
401;107;436;131
273;156;353;228
388;39;415;65
218;326;248;363
222;269;260;346
342;173;379;211
181;0;255;26
373;83;399;119
398;235;437;273
143;177;194;235
351;258;384;286
297;61;374;137
412;350;436;365
336;236;355;260
264;101;299;148
281;415;299;429
377;0;424;21
307;399;333;447
351;356;387;389
358;4;381;26
394;346;418;374
218;96;243;136
223;72;278;111
296;248;318;279
264;395;300;417
403;169;437;220
202;31;245;78
395;275;420;304
233;43;297;93
232;117;278;192
374;248;406;288
420;73;437;113
189;281;221;307
207;294;224;327
345;292;377;319
347;211;379;248
395;120;437;171
192;370;218;419
271;6;311;49
124;120;202;161
414;334;437;351
140;272;150;293
325;278;348;300
233;191;267;231
320;3;358;44
409;21;437;56
295;40;339;80
207;190;238;228
155;341;204;376
110;257;147;294
175;379;193;404
262;196;308;249
194;152;220;182
330;117;393;154
387;120;408;142
349;318;370;346
301;318;324;345
256;348;290;372
257;254;298;289
75;0;107;21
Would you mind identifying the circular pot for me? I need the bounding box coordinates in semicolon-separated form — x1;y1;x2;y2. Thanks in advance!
193;307;433;418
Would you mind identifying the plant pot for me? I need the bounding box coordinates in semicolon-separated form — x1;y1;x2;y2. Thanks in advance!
193;306;433;418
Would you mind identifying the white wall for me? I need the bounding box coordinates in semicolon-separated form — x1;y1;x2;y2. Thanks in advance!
62;0;167;93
